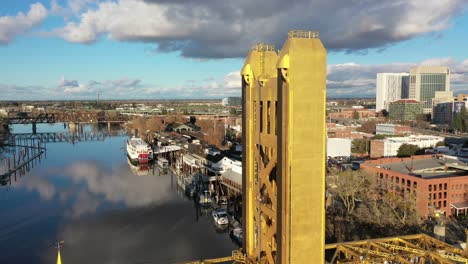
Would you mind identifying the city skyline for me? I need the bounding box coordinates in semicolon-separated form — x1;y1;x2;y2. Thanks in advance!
0;0;467;100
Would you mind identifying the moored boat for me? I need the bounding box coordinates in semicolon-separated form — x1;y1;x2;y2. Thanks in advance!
127;136;153;163
212;208;229;225
157;157;169;168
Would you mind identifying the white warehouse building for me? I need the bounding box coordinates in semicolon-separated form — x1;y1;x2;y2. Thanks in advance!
379;135;444;157
327;138;352;158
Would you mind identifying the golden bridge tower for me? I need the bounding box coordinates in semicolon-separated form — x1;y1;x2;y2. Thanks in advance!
242;31;327;264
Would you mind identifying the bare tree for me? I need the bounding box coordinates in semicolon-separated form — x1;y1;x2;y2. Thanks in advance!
147;116;165;132
331;169;372;216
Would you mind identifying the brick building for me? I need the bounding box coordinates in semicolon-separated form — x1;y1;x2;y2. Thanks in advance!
327;123;374;139
328;109;376;119
361;155;468;217
376;123;411;135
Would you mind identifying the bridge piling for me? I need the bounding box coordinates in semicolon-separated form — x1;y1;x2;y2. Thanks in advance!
32;123;37;135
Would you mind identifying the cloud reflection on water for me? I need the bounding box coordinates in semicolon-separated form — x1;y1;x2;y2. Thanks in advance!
14;160;174;218
44;202;234;264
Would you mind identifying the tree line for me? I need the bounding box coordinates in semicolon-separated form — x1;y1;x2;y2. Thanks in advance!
452;106;468;133
326;169;423;242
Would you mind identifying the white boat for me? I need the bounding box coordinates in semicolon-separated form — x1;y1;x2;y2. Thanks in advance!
230;227;243;245
212;208;229;225
127;136;153;163
198;190;212;206
157;157;169;168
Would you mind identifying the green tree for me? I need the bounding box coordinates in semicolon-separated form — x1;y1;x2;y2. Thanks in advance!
380;109;389;117
352;139;369;154
373;134;387;140
435;141;445;147
183;109;190;115
453;112;463;133
230;108;237;115
397;144;419;157
461;106;468;132
353;110;359;120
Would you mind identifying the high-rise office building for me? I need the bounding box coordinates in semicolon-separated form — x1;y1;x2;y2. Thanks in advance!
376;73;409;111
409;66;450;113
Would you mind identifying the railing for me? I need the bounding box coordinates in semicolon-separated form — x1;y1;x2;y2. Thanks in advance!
179;250;246;264
288;30;319;39
251;43;275;52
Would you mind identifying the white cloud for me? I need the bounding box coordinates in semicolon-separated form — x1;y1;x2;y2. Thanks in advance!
58;76;95;94
223;71;241;90
0;2;48;44
53;0;467;58
68;0;98;14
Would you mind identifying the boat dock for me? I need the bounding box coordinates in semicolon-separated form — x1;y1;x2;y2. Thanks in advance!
0;139;46;184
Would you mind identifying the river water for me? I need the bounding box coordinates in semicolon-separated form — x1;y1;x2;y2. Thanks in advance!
0;124;235;264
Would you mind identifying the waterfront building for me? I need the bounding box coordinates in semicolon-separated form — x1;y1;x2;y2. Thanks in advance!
409;66;451;113
165;122;200;133
220;167;242;196
361;155;468;217
375;123;411;135
182;153;207;174
370;135;444;158
388;99;423;121
376;73;410;111
205;154;241;176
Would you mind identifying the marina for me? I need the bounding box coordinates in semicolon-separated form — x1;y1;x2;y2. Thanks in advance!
0;123;238;264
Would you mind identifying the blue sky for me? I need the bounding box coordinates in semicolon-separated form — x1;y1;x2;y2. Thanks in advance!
0;0;467;100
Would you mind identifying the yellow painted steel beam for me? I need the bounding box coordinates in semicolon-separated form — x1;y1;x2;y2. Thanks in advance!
276;30;326;264
242;42;278;263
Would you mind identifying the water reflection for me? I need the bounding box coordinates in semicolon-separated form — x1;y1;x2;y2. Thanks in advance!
44;202;235;264
127;158;154;176
0;124;235;263
0;139;46;186
13;160;174;218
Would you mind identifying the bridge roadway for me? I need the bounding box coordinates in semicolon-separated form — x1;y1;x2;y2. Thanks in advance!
5;111;129;124
10;131;108;144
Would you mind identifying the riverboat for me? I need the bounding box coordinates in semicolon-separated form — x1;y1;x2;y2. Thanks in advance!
127;136;153;163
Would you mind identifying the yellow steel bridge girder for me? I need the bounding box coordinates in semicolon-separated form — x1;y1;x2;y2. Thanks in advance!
242;31;326;264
